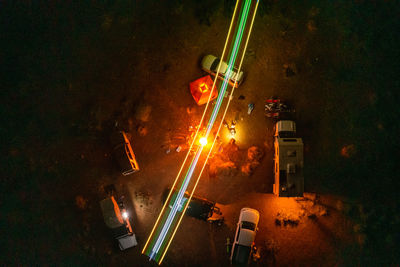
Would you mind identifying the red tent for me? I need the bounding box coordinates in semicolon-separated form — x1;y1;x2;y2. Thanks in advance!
190;75;218;105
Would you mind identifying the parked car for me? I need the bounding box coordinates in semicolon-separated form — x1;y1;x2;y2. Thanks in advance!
100;184;137;250
162;188;223;223
201;54;244;88
230;208;260;265
111;131;139;175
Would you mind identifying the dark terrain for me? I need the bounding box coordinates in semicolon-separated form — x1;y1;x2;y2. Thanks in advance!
1;1;399;266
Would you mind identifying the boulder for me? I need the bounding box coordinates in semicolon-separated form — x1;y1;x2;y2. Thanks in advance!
75;195;88;210
135;105;152;122
341;144;356;158
241;161;260;176
247;146;263;161
137;125;148;136
209;156;237;178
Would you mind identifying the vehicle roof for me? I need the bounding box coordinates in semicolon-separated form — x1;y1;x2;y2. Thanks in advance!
217;60;228;74
118;234;137;250
239;208;260;224
277;120;296;133
238;228;256;246
163;188;215;220
203;54;244;84
185;197;214;219
113;145;133;172
111;224;131;238
110;131;125;147
100;197;124;229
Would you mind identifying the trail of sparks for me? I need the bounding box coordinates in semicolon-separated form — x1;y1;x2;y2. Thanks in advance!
143;0;258;264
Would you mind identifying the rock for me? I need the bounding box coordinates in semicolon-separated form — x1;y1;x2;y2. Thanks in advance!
307;20;317;32
283;218;299;226
209;156;237;178
318;206;328;216
75;195;88;210
241;161;260;176
303;192;318;202
277;211;301;226
247;146;263;161
341;144;356;158
137;125;148;136
135;105;152;122
186;106;195;114
307;214;317;220
223;140;240;162
241;146;263;176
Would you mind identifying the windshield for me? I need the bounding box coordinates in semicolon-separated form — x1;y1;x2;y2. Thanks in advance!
241;221;256;231
210;58;221;72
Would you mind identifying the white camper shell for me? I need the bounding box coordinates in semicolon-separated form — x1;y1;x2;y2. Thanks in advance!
273;121;304;197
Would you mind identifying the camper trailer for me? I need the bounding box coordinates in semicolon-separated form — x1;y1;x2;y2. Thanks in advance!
273;121;304;197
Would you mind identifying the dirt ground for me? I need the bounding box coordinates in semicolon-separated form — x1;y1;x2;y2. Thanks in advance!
2;1;400;266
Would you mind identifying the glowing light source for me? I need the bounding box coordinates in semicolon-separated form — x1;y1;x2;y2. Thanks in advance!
199;83;208;93
122;211;128;219
199;137;207;146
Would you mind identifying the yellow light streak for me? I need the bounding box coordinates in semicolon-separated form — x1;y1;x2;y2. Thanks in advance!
159;1;259;264
142;0;241;256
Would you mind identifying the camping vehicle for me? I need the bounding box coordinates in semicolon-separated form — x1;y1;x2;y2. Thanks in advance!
274;120;296;138
111;131;139;176
273;120;304;197
201;54;244;88
162;188;223;223
230;208;260;265
100;185;137;250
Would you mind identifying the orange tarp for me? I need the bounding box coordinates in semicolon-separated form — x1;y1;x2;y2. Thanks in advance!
190;75;218;105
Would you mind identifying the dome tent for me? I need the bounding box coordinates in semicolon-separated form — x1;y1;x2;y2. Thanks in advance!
190;75;218;105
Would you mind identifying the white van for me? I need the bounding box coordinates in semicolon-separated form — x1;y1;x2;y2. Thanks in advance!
201;54;244;88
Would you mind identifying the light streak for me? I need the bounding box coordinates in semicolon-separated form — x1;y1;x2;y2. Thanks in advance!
149;147;203;260
144;0;259;263
205;0;251;138
142;0;240;256
159;1;259;264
